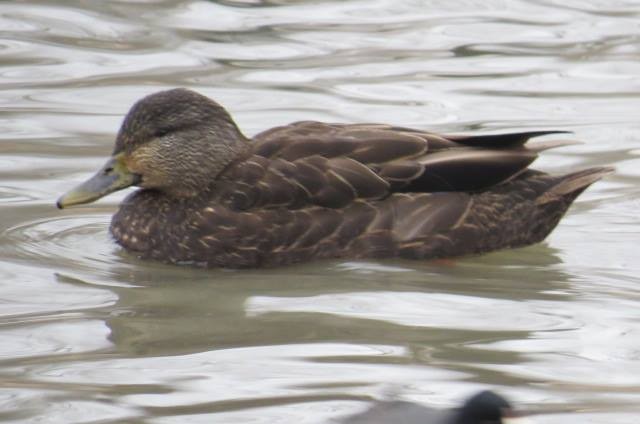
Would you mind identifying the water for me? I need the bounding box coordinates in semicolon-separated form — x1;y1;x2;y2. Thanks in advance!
1;0;639;422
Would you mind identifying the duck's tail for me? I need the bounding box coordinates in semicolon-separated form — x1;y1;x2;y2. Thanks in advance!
513;166;613;247
535;166;614;205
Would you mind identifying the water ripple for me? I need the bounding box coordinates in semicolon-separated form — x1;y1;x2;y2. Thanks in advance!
0;215;120;272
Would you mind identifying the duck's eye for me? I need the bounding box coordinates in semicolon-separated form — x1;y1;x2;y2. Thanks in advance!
103;166;114;175
154;127;171;137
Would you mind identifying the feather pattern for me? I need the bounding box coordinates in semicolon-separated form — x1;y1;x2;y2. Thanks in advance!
111;119;612;268
212;122;551;211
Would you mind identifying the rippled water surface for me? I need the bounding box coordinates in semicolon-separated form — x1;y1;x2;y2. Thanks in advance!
1;1;640;423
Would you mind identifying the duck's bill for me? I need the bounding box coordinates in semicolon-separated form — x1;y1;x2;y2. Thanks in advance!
56;153;140;209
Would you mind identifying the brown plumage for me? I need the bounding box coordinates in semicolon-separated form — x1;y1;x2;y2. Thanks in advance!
57;88;612;268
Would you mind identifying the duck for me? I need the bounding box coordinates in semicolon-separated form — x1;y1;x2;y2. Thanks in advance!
57;88;611;268
338;390;525;424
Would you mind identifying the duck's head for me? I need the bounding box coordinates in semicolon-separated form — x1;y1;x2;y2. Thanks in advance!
457;390;519;424
57;88;247;208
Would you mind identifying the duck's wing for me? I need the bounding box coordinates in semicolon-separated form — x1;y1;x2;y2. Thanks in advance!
217;122;570;210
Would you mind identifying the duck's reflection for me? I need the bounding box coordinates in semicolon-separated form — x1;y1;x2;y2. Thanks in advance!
100;242;571;362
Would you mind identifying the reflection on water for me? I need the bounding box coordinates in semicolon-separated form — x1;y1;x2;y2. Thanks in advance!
1;0;640;423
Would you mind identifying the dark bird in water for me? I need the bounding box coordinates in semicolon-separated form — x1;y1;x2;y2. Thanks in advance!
338;390;525;424
57;88;611;268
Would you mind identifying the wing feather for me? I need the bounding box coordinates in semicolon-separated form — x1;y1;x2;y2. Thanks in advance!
216;122;572;211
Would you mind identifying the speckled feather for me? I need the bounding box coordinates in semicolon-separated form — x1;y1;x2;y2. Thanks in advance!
106;95;611;268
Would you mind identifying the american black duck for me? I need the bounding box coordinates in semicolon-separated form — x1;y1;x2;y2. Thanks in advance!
57;88;611;268
339;390;523;424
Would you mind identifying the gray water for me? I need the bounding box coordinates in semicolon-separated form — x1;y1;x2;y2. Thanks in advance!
1;1;639;423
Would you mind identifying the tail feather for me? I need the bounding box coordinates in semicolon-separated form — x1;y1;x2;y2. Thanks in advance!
526;139;582;152
449;130;571;148
536;167;614;205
